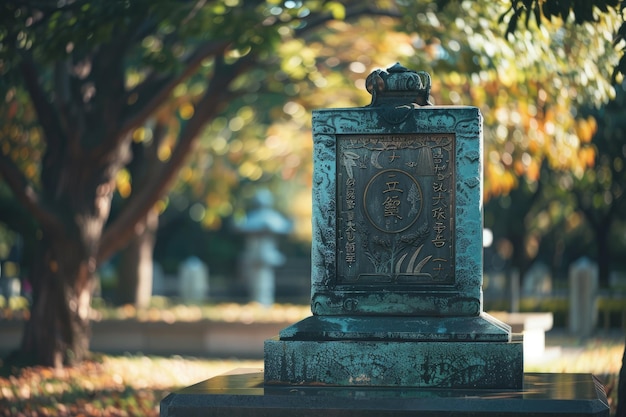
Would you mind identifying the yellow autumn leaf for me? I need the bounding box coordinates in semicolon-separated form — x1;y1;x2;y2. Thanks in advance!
179;103;194;120
324;1;345;20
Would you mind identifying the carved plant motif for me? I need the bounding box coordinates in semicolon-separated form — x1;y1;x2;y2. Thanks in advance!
363;221;430;280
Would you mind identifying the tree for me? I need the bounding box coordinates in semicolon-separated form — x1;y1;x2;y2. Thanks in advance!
399;1;620;289
0;0;406;367
503;0;625;76
568;87;626;287
113;121;166;307
484;172;544;280
504;2;626;414
499;0;626;287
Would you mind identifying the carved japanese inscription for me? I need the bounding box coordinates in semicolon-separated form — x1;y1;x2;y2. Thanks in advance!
337;133;455;285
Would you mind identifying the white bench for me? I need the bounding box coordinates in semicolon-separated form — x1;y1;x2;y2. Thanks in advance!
489;312;554;360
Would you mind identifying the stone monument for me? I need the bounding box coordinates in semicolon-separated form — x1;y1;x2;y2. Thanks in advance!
161;64;610;417
264;63;522;388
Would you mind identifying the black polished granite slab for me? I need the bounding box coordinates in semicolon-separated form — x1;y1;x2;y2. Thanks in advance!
160;370;609;417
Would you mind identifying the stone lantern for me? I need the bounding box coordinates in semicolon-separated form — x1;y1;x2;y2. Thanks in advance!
236;189;292;306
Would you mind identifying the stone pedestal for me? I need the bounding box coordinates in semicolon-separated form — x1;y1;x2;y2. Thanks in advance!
265;314;523;388
161;370;609;417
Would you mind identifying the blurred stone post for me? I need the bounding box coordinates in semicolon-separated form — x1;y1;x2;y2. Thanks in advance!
568;257;598;338
0;261;21;299
0;239;22;299
237;189;292;307
510;268;520;313
178;256;209;302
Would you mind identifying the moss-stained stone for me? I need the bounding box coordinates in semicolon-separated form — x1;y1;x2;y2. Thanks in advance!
264;64;523;390
278;313;513;342
266;313;523;389
310;104;483;316
264;337;523;389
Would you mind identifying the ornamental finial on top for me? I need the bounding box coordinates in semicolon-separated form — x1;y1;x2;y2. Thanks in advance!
365;63;432;107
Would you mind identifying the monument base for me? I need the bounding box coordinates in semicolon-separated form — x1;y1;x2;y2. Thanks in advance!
160;370;609;417
264;313;524;389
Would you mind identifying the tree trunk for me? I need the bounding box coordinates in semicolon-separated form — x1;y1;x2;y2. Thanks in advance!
117;208;159;308
16;143;120;367
617;339;626;417
19;234;97;367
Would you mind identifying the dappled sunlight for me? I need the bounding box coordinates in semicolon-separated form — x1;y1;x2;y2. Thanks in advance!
525;337;624;375
89;300;311;324
0;356;264;417
0;338;622;417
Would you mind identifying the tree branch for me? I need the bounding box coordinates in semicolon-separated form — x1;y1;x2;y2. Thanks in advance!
97;1;403;262
97;53;255;263
0;152;64;236
573;187;600;230
88;38;130;152
116;40;230;145
19;55;66;150
296;3;402;38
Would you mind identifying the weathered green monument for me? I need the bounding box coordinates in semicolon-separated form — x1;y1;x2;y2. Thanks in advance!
264;63;523;388
161;64;610;417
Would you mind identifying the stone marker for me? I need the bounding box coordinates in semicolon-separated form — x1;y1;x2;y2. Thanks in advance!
523;261;552;296
178;256;209;302
569;257;599;338
0;260;21;299
265;63;523;389
161;64;609;417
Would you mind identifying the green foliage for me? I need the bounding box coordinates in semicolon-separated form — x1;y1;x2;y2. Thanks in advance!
153;211;244;275
0;296;30;320
398;0;626;279
577;84;626;220
503;0;620;29
501;0;626;78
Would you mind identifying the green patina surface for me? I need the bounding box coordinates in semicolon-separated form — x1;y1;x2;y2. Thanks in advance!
310;105;484;316
267;313;523;389
264;337;523;389
264;65;523;389
278;313;513;342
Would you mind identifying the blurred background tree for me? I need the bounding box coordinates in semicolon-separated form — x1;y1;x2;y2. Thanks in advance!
572;86;626;288
1;0;625;368
0;0;410;367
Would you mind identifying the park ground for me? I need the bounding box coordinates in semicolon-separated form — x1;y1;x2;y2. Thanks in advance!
0;329;623;417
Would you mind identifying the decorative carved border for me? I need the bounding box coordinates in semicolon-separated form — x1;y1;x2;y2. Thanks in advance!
311;106;483;316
